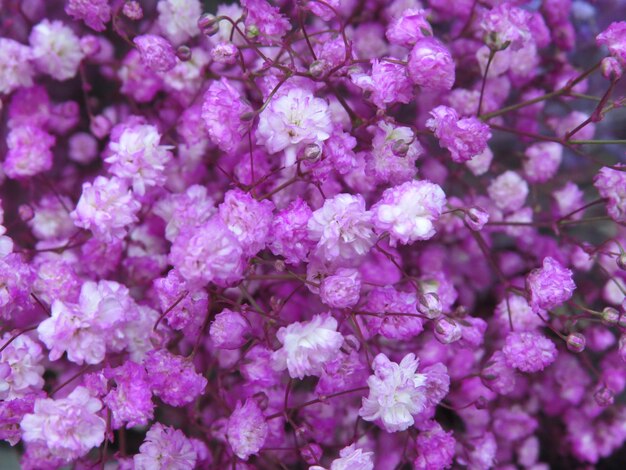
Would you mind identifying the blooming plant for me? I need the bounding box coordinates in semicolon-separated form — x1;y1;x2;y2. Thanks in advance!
1;0;626;469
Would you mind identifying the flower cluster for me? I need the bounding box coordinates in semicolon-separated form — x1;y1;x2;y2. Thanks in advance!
1;1;626;469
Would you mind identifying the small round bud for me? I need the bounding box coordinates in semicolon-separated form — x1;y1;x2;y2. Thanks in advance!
198;13;219;36
301;443;323;466
417;292;442;319
246;25;260;39
122;1;143;20
474;396;488;410
465;207;489;231
18;204;34;222
303;143;321;162
566;332;586;353
308;60;326;78
90;115;112;139
343;334;361;352
617;252;626;271
601;306;620;326
392;140;410;157
176;45;192;61
601;57;623;81
434;317;462;344
618;313;626;329
80;35;101;57
594;386;614;407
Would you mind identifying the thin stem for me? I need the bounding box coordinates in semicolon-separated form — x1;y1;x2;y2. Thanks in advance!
266;386;369;420
477;49;495;116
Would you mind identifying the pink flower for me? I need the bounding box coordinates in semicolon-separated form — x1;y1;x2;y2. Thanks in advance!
106;122;173;195
413;421;456;470
71;176;141;241
386;8;433;47
269;197;315;265
596;22;626;65
0;38;34;95
103;361;154;429
523;142;563;183
527;256;576;313
65;0;111;32
169;215;244;288
134;423;197;470
594;165;626;223
144;349;207;407
503;331;558;372
257;87;332;166
367;121;422;185
352;60;413;109
20;386;105;461
320;268;362;308
157;0;202;46
133;34;178;72
202;78;252;153
241;0;290;44
0;334;44;400
218;189;275;257
3;125;55;179
372;180;446;245
308;193;375;264
426;106;491;163
226;398;268;460
209;309;251;349
272;313;344;379
408;38;455;90
325;444;374;470
487;170;529;212
480;3;533;51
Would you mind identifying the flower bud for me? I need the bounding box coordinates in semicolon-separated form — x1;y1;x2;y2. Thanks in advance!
465;207;489;231
90;115;112;139
198;13;219;36
176;45;192;62
300;443;323;465
252;391;269;410
566;332;586;353
309;60;326;78
594;386;614;407
474;396;488;410
122;1;143;20
417;292;442;319
303;143;321;162
601;57;623;81
18;204;34;222
343;334;361;352
80;35;101;57
434;317;462;344
392;139;410;157
601;306;620;326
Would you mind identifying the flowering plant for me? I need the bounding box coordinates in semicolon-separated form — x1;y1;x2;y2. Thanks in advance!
1;0;626;468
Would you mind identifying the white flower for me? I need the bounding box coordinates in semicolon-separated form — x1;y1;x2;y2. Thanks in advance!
30;19;84;81
272;313;344;379
0;334;44;400
330;444;375;470
157;0;202;46
106;124;173;195
308;193;376;264
372;180;447;245
257;87;332;166
359;353;429;432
